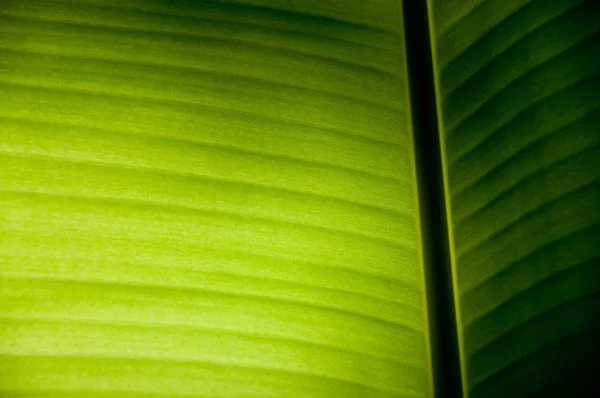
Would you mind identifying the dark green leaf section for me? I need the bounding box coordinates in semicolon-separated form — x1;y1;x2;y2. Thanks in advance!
0;1;429;397
429;0;600;397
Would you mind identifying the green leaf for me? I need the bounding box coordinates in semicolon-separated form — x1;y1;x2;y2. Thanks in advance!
1;0;599;397
0;0;430;397
428;0;600;396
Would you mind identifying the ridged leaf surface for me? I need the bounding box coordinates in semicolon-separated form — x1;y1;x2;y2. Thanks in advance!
429;0;600;396
0;1;429;397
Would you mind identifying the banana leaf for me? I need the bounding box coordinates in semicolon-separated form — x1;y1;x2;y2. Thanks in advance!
0;0;598;397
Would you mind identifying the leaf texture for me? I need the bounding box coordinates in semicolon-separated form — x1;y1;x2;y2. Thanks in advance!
0;1;429;397
428;0;600;396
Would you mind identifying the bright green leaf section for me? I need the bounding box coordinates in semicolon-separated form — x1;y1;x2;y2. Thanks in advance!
429;0;600;397
0;1;429;397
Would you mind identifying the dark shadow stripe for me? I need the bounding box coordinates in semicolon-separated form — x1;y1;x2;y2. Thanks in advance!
402;1;463;397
